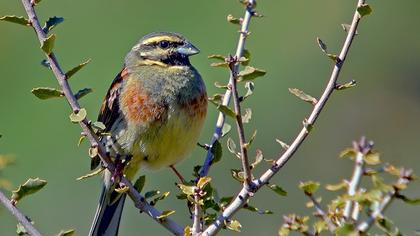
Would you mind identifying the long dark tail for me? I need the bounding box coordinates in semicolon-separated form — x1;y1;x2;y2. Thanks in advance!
89;184;127;236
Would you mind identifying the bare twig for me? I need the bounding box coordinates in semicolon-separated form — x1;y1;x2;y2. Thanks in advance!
229;59;253;189
343;152;364;221
20;0;183;234
0;190;42;236
199;0;256;178
357;169;412;232
306;193;336;232
192;192;202;235
203;1;367;235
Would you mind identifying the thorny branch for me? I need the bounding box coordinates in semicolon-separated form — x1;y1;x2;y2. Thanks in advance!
0;190;42;236
20;0;183;235
203;0;367;235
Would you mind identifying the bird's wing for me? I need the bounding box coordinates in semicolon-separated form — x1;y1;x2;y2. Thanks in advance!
98;67;129;132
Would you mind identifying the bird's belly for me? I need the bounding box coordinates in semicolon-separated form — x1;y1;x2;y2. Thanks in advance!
130;105;206;171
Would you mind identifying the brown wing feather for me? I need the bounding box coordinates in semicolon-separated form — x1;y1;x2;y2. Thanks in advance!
98;68;129;132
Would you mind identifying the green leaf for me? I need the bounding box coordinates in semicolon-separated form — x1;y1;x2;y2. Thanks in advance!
211;61;229;68
327;53;339;62
66;59;91;79
208;93;224;105
145;190;160;199
237;66;266;82
31;87;63;100
33;0;42;5
227;14;241;25
151;191;170;205
336;80;357;90
268;184;288;196
243;81;255;100
242;49;251;66
357;4;372;17
197;176;212;189
156;210;175;220
230;169;244;182
217;104;236;118
275;139;289;150
56;229;75;236
245;129;257;148
244;204;273;214
11;178;47;203
339;148;356;159
364;150;381;165
88;146;98;158
76;167;104;181
208;54;226;61
42;16;64;34
74;88;93;100
396;194;420;205
214;81;228;89
336;223;358;236
17;221;30;235
177;184;195;196
242;108;252;123
210;140;223;164
114;186;129;193
133;175;146;193
227;137;237;156
316;37;328;53
313;220;327;234
221;123;231;137
325;181;347;191
91;121;106;132
41;34;56;55
250;149;263;168
0;15;30;26
69;108;87;123
289;88;317;105
226;219;242;232
299;181;320;195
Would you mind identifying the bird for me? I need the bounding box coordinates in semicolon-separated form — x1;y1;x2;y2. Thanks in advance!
89;32;207;236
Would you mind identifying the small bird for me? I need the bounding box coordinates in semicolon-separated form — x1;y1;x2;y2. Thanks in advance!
89;32;207;236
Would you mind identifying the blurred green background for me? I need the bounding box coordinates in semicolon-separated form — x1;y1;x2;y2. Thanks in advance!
1;0;420;235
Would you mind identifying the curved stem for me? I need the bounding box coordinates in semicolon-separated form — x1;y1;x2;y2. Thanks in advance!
0;190;42;236
203;1;366;235
199;0;256;178
20;0;183;234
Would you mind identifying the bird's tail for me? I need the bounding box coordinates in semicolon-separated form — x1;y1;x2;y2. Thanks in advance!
89;182;126;236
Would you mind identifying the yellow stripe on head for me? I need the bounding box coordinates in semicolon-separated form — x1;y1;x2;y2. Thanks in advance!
141;35;183;45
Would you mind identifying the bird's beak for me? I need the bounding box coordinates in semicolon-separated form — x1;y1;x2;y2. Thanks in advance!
177;42;200;56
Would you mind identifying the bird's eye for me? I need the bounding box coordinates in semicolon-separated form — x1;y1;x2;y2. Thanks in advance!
158;41;170;49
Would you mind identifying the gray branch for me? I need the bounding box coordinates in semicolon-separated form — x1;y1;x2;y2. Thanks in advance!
0;190;42;236
203;0;367;235
20;0;183;234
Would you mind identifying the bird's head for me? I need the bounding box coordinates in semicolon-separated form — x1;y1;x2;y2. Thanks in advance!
126;32;200;67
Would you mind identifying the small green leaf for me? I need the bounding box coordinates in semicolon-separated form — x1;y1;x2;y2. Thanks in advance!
299;181;320;195
157;210;175;220
364;150;381;165
227;137;237;156
210;140;223;164
91;121;106;131
41;34;56;55
268;184;288;196
396;194;420;205
327;53;339;62
11;178;47;203
336;223;358;236
133;175;146;193
237;66;266;82
242;49;251;66
227;14;241;25
214;81;228;89
17;221;30;235
339;148;356;159
88;146;98;158
357;4;372;17
221;123;231;137
208;93;224;106
208;54;226;61
217;104;236;118
76;167;104;181
316;37;328;53
313;220;327;234
211;62;229;68
42;16;64;34
275;139;289;150
245;130;257;149
244;204;273;214
226;219;242;232
325;181;347;191
114;186;129;193
145;190;160;199
0;15;30;26
177;184;195;196
250;149;263;168
384;165;401;176
31;87;63;100
66;59;91;79
151;191;170;205
243;81;255;100
230;169;244;182
242;108;252;123
69;108;87;123
336;80;357;90
289;88;317;105
197;176;212;189
74;88;93;100
33;0;42;5
56;229;75;236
